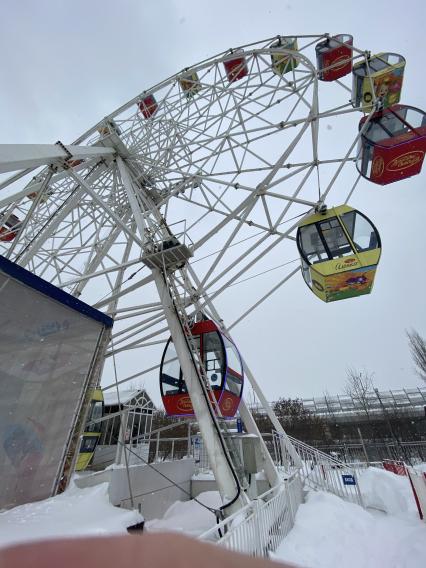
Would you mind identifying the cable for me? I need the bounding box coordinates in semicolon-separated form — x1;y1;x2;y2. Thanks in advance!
189;210;308;267
116;440;219;515
195;257;300;304
223;258;299;288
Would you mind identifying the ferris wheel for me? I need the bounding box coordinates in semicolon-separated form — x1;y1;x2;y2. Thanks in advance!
1;34;425;510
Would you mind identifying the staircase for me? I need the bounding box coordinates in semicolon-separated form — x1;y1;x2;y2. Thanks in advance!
272;431;364;506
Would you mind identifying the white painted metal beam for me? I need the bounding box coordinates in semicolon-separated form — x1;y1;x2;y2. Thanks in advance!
0;144;116;174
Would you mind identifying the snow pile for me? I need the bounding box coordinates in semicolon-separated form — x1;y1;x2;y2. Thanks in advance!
358;466;418;518
276;466;426;568
275;489;426;568
414;463;426;474
145;491;221;536
0;482;142;548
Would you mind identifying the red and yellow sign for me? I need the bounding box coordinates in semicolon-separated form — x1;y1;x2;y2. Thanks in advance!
371;143;425;184
372;156;385;178
387;151;424;172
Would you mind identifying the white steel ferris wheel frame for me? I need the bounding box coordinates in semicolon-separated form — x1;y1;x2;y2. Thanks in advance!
0;34;379;510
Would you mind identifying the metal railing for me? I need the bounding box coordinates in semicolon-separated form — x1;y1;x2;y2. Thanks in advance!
272;431;363;505
199;473;303;556
310;440;426;466
89;405;155;470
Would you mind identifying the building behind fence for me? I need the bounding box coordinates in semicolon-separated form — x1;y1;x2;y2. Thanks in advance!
248;387;426;463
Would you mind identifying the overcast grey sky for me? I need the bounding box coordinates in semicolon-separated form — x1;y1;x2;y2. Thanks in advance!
1;0;425;404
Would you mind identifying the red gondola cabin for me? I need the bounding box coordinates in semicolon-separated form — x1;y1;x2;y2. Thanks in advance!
160;318;244;418
0;214;21;242
223;50;248;83
138;94;158;119
357;104;426;185
316;34;353;82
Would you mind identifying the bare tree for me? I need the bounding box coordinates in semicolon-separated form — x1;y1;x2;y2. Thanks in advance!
272;398;327;442
406;328;426;383
344;368;375;419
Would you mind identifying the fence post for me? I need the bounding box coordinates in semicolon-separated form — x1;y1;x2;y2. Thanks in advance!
155;431;160;462
187;422;192;457
357;427;370;466
253;499;262;556
287;478;295;521
115;409;129;465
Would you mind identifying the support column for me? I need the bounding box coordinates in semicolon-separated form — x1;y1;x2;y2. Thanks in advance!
116;157;248;514
153;268;248;514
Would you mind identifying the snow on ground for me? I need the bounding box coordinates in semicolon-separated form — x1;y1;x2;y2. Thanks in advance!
414;463;426;474
145;491;221;537
358;466;420;517
1;466;425;568
274;490;426;568
275;467;426;568
0;482;142;549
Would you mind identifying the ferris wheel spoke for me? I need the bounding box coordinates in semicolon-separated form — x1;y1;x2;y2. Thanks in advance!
113;304;164;322
344;172;363;204
200;203;306;301
107;324;169;358
320;106;376;202
16;186;87;266
35;220;101;281
68;171;144;248
229;265;301;330
94;271;154;309
203;233;296;307
111;311;166;346
10;164;111;261
31;193;125;278
259;162;314;195
271;165;316;229
102;361;163;391
59;253;139;291
198;199;259;289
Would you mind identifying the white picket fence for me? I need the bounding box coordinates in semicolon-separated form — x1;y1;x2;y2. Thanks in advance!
199;472;303;556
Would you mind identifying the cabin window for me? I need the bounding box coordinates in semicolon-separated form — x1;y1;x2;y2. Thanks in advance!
318;218;353;258
223;336;242;377
301;259;312;287
86;401;103;433
225;372;242;396
298;223;328;263
341;211;379;252
203;332;223;389
161;340;187;394
80;436;98;453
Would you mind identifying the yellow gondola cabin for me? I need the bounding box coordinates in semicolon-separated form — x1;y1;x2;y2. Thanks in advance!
296;205;381;303
352;53;405;112
271;37;299;75
179;71;202;98
75;388;104;471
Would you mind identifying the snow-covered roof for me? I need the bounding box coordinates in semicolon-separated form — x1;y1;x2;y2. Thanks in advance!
102;389;154;408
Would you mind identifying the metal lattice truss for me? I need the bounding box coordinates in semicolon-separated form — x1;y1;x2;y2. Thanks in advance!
0;35;373;387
